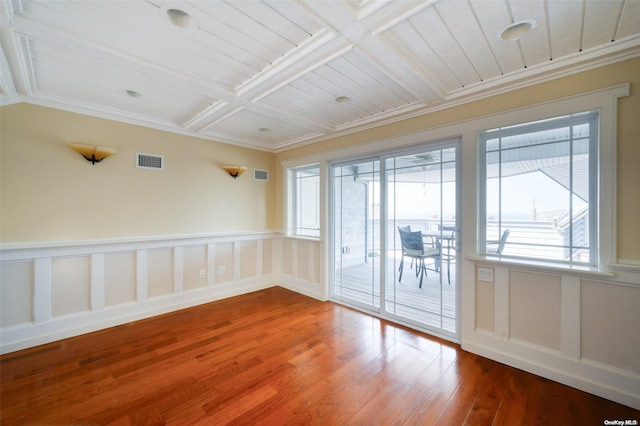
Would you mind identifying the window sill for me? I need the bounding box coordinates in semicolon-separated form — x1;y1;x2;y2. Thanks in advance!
283;235;322;243
466;255;615;278
606;262;640;273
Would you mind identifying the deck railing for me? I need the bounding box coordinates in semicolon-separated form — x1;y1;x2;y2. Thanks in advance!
345;218;584;263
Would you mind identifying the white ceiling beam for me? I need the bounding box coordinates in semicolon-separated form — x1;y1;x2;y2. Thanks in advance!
0;40;18;100
235;28;336;97
0;0;35;97
182;101;230;131
3;0;639;153
296;0;355;34
246;41;354;104
366;0;439;36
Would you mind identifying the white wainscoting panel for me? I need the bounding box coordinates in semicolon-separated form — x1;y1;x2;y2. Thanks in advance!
277;237;325;301
51;256;91;318
581;280;640;373
466;262;640;410
0;260;33;326
183;245;207;292
509;270;561;351
148;248;174;298
239;240;257;280
0;231;280;354
104;251;136;307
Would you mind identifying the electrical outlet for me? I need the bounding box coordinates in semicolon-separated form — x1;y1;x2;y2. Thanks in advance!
478;267;494;282
199;269;206;279
217;266;226;276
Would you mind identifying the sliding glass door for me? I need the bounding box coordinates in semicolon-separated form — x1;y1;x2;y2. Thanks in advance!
331;141;459;338
332;159;380;310
385;145;458;334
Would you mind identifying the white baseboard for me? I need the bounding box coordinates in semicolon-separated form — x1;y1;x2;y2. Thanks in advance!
276;274;327;301
1;277;276;354
462;338;640;410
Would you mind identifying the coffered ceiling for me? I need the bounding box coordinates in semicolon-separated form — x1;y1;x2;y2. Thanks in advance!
1;0;639;152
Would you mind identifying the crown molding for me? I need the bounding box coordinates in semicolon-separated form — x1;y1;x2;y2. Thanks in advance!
4;42;638;155
273;44;640;152
12;94;275;152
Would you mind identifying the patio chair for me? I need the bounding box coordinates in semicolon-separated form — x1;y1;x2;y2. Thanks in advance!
437;225;456;285
398;228;440;288
487;229;510;255
397;225;412;270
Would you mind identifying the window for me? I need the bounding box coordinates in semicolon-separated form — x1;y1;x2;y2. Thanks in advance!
479;112;598;266
287;164;320;238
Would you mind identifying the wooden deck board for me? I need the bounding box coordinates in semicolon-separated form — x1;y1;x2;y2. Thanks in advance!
334;253;456;331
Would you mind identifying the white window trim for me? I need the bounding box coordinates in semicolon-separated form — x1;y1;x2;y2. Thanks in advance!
478;111;599;266
283;162;322;240
471;84;628;273
281;83;629;274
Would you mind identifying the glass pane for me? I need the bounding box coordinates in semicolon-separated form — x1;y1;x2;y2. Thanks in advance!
500;126;570;150
482;114;595;264
485;146;501;253
386;147;456;333
571;136;590;262
333;160;380;309
294;166;319;237
485;137;500;152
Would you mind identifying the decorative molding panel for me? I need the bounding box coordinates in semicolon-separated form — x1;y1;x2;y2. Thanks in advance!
277;237;325;301
465;264;640;410
0;231;281;354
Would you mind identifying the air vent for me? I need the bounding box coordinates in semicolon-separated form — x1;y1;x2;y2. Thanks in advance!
136;153;164;170
254;169;269;181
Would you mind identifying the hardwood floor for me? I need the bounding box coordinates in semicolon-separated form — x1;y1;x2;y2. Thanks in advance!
1;287;638;425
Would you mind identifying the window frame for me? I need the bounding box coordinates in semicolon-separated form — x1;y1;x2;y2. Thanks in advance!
281;84;627;275
478;112;599;267
286;163;321;239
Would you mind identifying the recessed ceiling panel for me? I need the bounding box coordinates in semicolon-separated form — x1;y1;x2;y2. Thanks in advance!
407;6;481;88
432;1;502;83
29;40;218;125
2;0;638;151
546;1;583;59
468;1;524;76
617;1;640;40
16;1;247;90
259;49;421;128
381;17;462;92
201;109;318;148
583;0;625;50
509;1;551;66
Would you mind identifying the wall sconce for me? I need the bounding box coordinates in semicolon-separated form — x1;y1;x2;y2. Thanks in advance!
223;165;248;178
69;143;118;165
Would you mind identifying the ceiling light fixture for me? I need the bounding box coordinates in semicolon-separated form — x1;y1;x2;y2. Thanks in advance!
159;5;198;31
499;19;537;41
334;96;351;104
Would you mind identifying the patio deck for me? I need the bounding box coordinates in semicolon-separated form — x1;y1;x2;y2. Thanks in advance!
333;251;456;332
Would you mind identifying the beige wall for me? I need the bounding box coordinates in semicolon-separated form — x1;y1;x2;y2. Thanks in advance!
275;57;640;261
2;59;638;258
0;104;277;242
